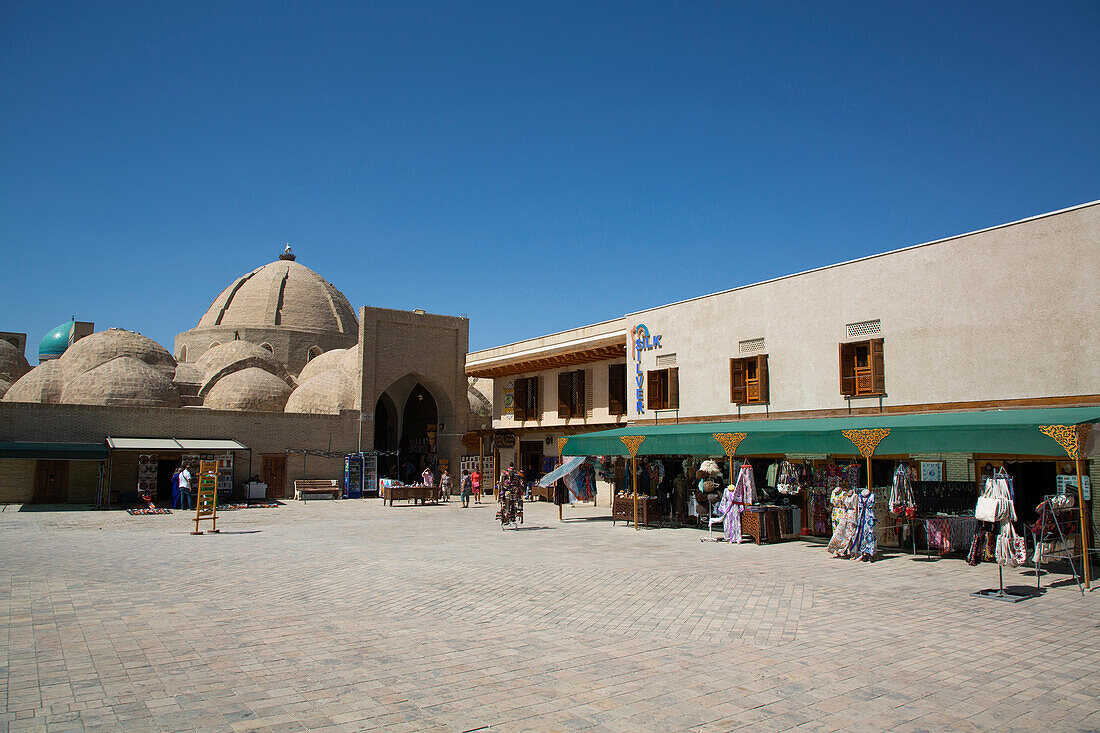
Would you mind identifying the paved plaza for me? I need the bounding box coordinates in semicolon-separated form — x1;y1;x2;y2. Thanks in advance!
2;498;1098;733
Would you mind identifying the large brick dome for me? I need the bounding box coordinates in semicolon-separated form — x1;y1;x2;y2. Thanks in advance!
197;258;357;336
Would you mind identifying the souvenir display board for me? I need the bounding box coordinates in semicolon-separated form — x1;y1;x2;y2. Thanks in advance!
137;454;158;498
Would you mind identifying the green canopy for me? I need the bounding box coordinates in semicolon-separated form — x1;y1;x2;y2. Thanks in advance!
561;407;1100;458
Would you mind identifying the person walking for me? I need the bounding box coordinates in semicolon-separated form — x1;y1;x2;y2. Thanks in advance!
460;469;473;508
439;469;451;503
471;468;482;504
178;463;192;510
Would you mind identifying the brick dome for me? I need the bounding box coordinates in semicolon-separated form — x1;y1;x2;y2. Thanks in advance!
0;339;31;383
58;329;176;382
197;259;357;336
284;370;358;415
203;367;293;412
3;361;67;404
196;340;286;379
60;356;181;407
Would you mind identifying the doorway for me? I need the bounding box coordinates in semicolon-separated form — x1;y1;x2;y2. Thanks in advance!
520;441;544;484
401;383;438;473
261;455;287;499
34;460;69;503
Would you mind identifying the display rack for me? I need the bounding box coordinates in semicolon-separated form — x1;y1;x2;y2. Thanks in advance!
1029;495;1084;595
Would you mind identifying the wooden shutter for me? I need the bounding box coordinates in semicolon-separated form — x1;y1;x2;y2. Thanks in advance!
730;358;746;404
870;338;885;395
558;372;571;418
534;375;542;419
756;354;769;403
647;370;660;410
608;364;625;415
668;367;679;409
573;369;585;416
514;378;528;421
839;343;855;396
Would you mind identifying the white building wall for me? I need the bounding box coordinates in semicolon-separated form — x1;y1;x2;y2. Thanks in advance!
629;201;1100;420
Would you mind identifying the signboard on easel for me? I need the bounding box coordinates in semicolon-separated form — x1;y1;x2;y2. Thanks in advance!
192;461;220;535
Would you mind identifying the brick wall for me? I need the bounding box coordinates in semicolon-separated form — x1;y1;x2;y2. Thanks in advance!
0;402;358;502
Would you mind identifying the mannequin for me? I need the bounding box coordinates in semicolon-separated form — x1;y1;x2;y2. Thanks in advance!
849;488;877;561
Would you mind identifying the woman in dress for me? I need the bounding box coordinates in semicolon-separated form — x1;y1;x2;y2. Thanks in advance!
848;488;877;561
826;489;858;558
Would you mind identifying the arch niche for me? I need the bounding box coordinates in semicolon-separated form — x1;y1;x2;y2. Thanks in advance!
399;383;438;481
373;393;399;478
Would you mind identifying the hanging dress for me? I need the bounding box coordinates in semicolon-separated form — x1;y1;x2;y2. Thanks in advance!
714;485;742;543
848;490;877;558
827;491;858;556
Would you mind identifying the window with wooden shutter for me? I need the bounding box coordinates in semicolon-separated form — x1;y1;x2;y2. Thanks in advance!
532;375;542;419
839;343;856;397
870;338;885;395
667;367;679;409
608;364;626;415
730;358;746;403
558;372;571;418
572;369;585;416
840;339;885;397
514;377;528;421
756;354;769;403
647;370;661;410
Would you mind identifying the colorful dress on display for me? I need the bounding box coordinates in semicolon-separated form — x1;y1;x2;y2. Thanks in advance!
826;491;858;556
829;486;848;531
848;490;877;558
715;486;743;543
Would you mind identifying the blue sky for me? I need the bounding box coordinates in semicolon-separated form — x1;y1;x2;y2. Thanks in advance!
2;1;1098;359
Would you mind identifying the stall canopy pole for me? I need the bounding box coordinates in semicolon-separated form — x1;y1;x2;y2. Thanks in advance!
713;433;748;485
556;437;569;522
620;436;646;532
842;429;891;491
1040;424;1093;589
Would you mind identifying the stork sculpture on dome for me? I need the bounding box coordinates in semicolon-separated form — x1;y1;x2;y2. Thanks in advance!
279;243;296;261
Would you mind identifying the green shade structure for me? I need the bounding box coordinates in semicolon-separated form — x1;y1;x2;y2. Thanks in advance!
561;407;1100;457
38;320;75;361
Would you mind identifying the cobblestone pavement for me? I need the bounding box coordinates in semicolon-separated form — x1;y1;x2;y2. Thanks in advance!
2;499;1098;732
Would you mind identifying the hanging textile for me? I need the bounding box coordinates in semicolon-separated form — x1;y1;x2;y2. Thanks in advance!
826;491;858;557
776;460;800;495
716;463;756;543
888;463;916;515
735;462;756;506
848;490;877;559
765;462;779;488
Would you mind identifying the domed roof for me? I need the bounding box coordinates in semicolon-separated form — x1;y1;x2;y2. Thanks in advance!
0;377;11;400
297;345;360;383
196;340;284;377
197;257;358;336
61;356;181;407
3;361;66;404
39;320;75;361
0;339;31;382
58;329;176;382
284;370;357;415
203;367;293;412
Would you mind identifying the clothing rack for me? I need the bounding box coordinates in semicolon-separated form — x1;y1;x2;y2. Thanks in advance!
971;468;1031;603
1030;495;1084;595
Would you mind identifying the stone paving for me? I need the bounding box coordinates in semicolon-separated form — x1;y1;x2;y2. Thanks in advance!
2;498;1099;732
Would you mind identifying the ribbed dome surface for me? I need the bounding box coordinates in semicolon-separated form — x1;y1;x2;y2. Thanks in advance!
58;329;176;381
197;340;283;377
61;356;181;407
0;339;31;382
297;345;360;383
197;260;358;336
284;370;357;415
3;361;67;404
0;377;11;400
203;367;293;412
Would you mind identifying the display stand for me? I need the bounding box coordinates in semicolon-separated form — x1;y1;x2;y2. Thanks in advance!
1030;496;1084;595
191;462;220;535
971;565;1030;603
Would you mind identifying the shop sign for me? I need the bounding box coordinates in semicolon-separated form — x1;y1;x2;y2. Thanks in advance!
1057;474;1091;501
503;380;515;416
494;432;516;449
630;323;663;414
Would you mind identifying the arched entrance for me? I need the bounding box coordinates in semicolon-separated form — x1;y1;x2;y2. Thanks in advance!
374;394;399;479
400;383;437;483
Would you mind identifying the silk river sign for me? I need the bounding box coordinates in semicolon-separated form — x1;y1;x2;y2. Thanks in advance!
631;323;663;414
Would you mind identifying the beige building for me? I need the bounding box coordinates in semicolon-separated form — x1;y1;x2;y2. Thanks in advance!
1;246;481;504
469;201;1100;519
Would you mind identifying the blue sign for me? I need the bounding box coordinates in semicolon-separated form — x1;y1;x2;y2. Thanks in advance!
630;324;663;414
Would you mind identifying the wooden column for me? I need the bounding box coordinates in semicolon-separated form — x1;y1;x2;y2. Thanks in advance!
1040;424;1093;589
620;436;646;531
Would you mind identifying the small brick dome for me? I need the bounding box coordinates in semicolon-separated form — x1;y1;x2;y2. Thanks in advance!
61;356;181;407
3;361;67;404
284;370;357;415
203;367;293;412
0;339;31;383
59;329;176;382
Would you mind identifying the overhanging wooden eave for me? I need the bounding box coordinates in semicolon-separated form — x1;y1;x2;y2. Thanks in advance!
466;341;626;378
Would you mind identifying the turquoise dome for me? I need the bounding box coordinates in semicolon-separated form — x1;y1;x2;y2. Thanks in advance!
39;321;75;361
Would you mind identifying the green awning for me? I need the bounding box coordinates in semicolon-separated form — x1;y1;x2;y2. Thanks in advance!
0;442;109;460
561;407;1100;458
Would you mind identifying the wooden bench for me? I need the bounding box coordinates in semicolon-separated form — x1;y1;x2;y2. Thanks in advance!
293;479;342;501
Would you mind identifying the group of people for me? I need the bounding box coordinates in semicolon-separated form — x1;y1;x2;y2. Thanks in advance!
415;464;483;508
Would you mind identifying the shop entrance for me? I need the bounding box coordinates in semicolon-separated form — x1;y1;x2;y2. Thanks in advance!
33;460;68;503
400;383;437;477
520;441;543;484
156;457;182;504
261;455;286;499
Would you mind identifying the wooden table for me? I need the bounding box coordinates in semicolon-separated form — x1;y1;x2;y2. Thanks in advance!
385;485;438;506
612;495;660;527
